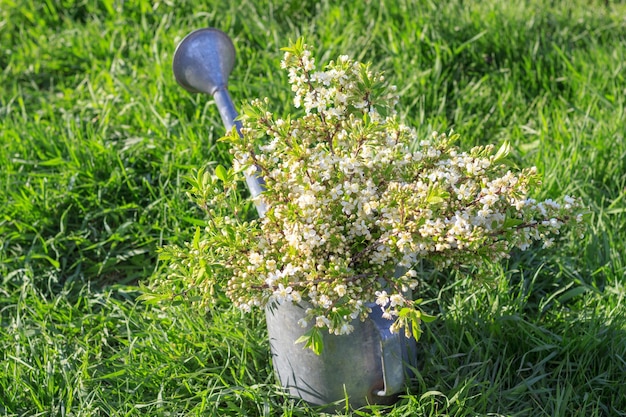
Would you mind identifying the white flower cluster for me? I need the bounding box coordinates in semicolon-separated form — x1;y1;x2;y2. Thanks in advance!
222;40;584;340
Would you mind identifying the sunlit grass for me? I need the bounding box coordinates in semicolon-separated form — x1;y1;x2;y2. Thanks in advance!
1;0;625;415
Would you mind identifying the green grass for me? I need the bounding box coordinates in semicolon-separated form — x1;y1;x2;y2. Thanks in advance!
1;0;625;415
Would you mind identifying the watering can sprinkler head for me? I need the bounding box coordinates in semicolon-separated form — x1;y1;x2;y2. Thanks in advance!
172;27;267;217
172;28;236;95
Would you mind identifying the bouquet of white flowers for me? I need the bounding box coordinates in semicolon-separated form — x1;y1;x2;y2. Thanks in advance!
149;38;584;353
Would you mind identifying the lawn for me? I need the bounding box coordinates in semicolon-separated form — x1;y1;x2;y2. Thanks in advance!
1;0;625;415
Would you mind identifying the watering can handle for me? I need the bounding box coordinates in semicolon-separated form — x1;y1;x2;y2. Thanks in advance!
378;331;405;396
371;309;406;397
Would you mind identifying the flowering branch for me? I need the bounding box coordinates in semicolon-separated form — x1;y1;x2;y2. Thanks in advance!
148;38;586;353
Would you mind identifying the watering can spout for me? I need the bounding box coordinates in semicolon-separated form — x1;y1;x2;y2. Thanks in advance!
172;28;267;217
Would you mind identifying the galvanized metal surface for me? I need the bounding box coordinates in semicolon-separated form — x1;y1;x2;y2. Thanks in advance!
266;301;417;410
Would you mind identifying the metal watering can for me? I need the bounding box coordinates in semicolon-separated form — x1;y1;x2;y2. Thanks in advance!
172;28;417;410
266;299;417;410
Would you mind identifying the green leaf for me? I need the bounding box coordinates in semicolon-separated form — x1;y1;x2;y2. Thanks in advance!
427;188;449;204
192;226;201;248
280;37;306;55
503;217;524;228
494;141;511;162
411;318;423;342
420;311;437;323
136;292;171;305
397;307;412;318
427;195;444;204
215;164;228;182
359;63;373;88
295;327;324;355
